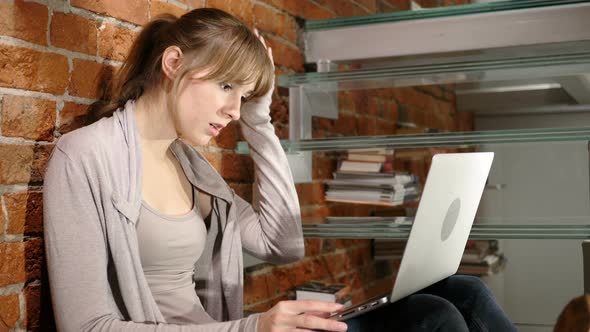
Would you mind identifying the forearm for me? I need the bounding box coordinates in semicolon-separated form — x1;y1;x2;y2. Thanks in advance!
237;94;304;263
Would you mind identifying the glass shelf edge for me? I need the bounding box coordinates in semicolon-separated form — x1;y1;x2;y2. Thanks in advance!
305;0;588;30
235;127;590;154
278;52;590;88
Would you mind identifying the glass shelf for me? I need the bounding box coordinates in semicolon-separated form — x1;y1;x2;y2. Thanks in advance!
236;127;590;154
278;51;590;90
303;224;590;240
305;0;588;30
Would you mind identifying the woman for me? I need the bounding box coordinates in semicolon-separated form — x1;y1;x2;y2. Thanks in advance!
43;7;515;332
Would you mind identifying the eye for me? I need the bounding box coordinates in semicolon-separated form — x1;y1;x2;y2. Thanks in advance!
220;82;232;91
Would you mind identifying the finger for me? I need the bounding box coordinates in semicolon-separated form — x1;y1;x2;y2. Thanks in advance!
281;300;345;315
268;47;274;64
291;314;348;332
253;27;259;36
260;35;268;48
306;311;332;318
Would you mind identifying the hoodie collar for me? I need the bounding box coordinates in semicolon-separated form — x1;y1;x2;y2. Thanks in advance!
169;139;234;203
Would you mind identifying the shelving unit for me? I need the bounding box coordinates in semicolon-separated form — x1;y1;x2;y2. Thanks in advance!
239;0;590;327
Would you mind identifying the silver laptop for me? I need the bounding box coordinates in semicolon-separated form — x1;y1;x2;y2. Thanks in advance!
330;152;494;321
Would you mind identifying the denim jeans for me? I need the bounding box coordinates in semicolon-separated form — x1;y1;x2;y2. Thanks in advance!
344;275;517;332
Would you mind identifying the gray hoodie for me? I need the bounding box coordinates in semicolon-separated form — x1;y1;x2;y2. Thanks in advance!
43;96;304;331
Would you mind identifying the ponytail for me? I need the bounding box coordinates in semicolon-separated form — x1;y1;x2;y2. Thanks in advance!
87;14;177;123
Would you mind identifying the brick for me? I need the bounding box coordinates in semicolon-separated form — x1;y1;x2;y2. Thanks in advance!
312;154;335;180
0;293;20;330
253;4;297;44
71;0;149;25
0;241;26;287
295;182;325;205
337;269;363;289
321;238;345;252
270;96;289;125
274;125;288;139
272;261;314;293
60;102;89;134
1;95;56;141
415;0;438;8
313;118;333;132
376;119;395;135
323;251;350;276
195;150;221;172
212;121;238;149
221;152;253;182
329;203;373;217
177;0;205;8
346;246;372;268
456;111;473;132
243;274;270;305
228;183;252;203
264;38;303;72
244;301;272;312
50;12;98;55
23;283;42;330
97;23;138;62
338;92;355;112
0;45;69;94
301;1;336;19
299;205;330;219
324;0;369;17
150;0;188;19
380;0;410;11
68;59;116;99
25;238;43;282
333;113;356;135
5;191;43;235
258;0;300;17
304;238;321;257
0;0;48;45
0;201;5;235
0;144;34;185
356;116;377;136
354;0;378;13
309;257;329;280
206;0;254;26
31;144;55;183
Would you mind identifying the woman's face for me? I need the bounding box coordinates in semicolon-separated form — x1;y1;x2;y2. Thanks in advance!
174;72;255;146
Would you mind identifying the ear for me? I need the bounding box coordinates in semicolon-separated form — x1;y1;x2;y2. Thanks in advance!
161;46;183;80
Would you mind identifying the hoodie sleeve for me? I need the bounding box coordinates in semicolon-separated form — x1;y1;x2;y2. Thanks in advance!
43;146;261;332
235;88;305;264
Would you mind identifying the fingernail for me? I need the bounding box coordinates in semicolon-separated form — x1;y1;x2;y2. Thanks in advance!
338;322;348;331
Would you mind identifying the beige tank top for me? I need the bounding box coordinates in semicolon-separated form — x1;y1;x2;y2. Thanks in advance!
136;186;211;324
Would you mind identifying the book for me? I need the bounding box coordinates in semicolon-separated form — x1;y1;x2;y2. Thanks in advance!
325;216;413;225
347;153;389;163
458;253;506;276
294;282;352;306
338;160;383;173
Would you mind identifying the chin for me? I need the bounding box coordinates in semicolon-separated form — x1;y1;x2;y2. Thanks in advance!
181;135;211;147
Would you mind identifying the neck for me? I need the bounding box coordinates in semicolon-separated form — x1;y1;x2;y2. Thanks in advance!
134;89;178;160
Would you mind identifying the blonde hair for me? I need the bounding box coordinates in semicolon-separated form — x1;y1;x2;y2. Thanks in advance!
88;8;274;122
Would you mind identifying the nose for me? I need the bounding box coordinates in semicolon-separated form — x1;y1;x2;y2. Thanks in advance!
224;95;241;121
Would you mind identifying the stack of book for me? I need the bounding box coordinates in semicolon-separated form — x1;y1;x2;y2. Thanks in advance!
458;240;506;276
291;281;352;307
325;149;421;206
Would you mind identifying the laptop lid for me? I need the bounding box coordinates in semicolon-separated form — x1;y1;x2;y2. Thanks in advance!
389;152;494;303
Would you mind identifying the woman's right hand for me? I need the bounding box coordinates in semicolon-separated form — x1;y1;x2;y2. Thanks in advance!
257;300;348;332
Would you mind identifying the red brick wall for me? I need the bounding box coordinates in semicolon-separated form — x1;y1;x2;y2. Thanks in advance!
0;0;470;330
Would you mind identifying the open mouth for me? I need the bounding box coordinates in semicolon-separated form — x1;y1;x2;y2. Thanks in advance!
209;123;223;136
